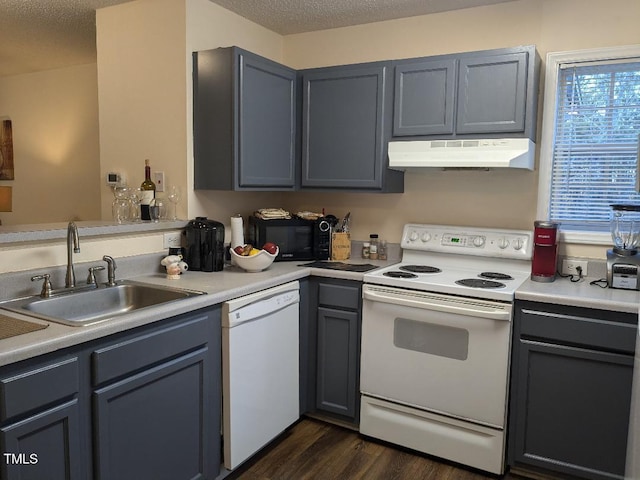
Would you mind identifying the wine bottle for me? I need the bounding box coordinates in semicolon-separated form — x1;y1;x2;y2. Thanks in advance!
140;159;156;220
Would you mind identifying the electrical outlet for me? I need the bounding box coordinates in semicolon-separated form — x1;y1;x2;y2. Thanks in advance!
163;232;182;249
154;171;165;192
562;258;589;276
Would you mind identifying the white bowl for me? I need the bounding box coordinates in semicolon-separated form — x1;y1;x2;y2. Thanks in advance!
230;247;278;272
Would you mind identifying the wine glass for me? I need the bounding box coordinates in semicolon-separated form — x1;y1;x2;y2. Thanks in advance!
128;187;143;222
111;185;130;224
167;186;181;221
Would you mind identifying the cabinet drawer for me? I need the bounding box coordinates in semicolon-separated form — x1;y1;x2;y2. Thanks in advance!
318;282;360;310
0;357;79;421
92;311;212;386
520;308;636;354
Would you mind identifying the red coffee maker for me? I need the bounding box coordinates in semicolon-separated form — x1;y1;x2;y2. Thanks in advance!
531;221;560;282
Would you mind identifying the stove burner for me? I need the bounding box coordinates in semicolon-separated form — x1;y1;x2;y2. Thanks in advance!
384;271;418;279
455;278;506;289
400;265;442;274
479;272;514;281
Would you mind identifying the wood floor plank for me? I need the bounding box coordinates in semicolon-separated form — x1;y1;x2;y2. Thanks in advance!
246;419;331;478
234;418;519;480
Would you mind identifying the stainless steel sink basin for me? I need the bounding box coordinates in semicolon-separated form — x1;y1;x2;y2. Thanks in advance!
0;281;205;326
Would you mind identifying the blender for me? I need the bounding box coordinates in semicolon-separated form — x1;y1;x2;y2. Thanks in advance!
607;204;640;290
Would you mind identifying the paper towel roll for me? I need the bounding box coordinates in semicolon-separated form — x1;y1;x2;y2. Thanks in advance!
230;215;244;248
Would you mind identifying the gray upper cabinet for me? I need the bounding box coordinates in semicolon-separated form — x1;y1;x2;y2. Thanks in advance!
393;59;457;136
392;46;539;140
456;52;527;134
193;47;297;190
301;63;404;192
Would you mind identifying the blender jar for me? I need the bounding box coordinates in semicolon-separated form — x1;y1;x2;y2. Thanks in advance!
610;204;640;254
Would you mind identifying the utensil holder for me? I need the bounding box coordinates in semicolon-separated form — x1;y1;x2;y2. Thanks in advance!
331;232;351;260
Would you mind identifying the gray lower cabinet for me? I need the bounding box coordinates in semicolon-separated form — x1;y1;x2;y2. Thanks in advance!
193;47;297;190
300;63;404;192
0;357;82;480
0;306;221;480
305;278;362;425
91;310;220;480
392;45;539;140
508;300;637;480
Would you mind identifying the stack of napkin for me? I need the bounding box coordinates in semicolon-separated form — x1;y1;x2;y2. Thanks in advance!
253;208;291;220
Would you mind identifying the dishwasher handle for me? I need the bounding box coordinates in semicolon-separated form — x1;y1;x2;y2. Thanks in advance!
225;289;299;327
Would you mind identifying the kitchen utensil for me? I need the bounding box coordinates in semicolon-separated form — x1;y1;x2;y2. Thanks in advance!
340;212;351;232
607;204;640;289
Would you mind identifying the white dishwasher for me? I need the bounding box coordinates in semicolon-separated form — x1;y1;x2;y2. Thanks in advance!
222;280;300;470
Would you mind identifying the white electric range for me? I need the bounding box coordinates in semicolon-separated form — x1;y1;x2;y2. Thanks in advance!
359;224;532;475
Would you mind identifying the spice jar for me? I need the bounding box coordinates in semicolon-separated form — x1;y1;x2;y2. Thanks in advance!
378;240;387;260
362;242;370;259
369;234;379;260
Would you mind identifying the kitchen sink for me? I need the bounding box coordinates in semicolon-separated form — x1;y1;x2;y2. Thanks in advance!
0;281;205;327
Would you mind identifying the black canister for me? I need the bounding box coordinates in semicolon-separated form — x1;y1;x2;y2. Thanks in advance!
185;217;225;272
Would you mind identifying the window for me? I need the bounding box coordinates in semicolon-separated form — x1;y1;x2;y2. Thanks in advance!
538;46;640;243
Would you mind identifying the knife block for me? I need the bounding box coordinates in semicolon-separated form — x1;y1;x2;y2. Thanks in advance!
331;232;351;260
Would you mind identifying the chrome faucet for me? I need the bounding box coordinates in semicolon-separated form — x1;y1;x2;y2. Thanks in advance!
103;255;117;286
65;221;80;288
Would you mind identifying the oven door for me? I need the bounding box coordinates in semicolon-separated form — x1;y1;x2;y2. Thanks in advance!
360;284;513;428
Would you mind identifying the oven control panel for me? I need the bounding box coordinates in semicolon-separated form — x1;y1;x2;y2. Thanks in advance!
401;224;532;259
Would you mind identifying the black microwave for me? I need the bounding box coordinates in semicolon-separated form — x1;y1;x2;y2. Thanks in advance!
248;216;331;261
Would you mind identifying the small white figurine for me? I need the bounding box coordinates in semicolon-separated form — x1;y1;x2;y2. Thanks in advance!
161;255;188;279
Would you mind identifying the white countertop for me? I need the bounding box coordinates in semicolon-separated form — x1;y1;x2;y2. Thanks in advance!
516;276;640;314
3;258;639;368
0;259;392;367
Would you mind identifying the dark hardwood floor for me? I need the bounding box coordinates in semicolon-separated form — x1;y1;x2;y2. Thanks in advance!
232;418;522;480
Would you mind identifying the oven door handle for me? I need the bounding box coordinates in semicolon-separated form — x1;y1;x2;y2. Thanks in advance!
363;286;512;321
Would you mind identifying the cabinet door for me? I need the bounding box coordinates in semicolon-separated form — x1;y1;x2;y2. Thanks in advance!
456;52;527;134
301;65;387;189
1;400;82;480
316;307;359;420
238;52;297;188
193;47;296;190
513;339;633;479
393;59;456;136
93;349;212;480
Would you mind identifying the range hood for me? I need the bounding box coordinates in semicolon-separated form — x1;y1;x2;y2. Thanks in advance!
388;138;535;171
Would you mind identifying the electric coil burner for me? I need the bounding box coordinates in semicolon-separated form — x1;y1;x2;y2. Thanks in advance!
455;278;505;289
400;265;442;274
360;224;533;476
383;271;417;278
479;272;514;280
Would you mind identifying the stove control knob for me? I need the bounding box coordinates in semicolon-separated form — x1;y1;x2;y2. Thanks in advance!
472;236;485;247
409;231;419;242
498;237;510;249
513;238;524;251
420;232;432;243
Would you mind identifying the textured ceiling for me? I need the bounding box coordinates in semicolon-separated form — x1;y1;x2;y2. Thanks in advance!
0;0;516;78
211;0;516;35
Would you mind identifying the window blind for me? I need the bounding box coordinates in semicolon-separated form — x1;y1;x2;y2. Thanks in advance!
549;60;640;229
